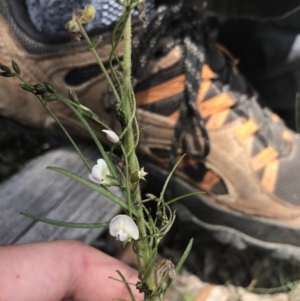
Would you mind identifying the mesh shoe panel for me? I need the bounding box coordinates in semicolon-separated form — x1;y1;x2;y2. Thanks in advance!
275;134;300;205
25;0;155;35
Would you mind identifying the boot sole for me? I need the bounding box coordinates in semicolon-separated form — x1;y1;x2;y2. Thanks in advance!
142;161;300;261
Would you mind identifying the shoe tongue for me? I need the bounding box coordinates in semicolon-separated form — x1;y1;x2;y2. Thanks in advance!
207;45;226;73
207;45;248;94
229;74;248;94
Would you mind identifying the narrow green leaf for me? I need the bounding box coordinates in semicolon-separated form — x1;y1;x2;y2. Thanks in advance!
159;154;186;202
166;191;205;205
165;238;193;293
39;104;91;172
116;270;136;301
175;238;193;272
47;166;139;217
21;211;109;228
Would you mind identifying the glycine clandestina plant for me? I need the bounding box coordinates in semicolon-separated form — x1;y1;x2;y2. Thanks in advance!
0;1;195;300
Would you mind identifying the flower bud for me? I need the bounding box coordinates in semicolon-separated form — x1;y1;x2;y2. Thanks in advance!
80;105;91;112
20;84;36;93
102;130;119;144
33;84;47;93
65;19;80;32
0;72;14;77
80;5;96;24
43;94;58;102
0;64;11;72
44;82;56;93
68;89;80;104
12;60;21;75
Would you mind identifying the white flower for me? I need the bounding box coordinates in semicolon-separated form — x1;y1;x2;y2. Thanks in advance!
109;215;139;242
89;159;110;184
102;130;119;144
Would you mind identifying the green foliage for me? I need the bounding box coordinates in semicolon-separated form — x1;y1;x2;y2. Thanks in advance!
21;212;110;228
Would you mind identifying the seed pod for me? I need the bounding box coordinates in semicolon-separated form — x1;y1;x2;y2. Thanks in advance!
12;60;21;75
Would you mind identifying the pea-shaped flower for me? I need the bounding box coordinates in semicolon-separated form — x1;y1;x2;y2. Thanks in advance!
102;130;119;144
65;17;80;32
80;4;96;24
109;215;139;242
89;159;110;185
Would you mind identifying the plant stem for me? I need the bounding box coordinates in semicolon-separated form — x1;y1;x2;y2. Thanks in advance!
77;21;121;104
77;3;155;295
122;0;155;294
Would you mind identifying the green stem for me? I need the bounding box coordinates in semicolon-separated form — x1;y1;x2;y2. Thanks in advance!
119;142;132;217
77;21;121;104
58;94;119;182
122;0;154;293
15;75;91;171
77;5;154;295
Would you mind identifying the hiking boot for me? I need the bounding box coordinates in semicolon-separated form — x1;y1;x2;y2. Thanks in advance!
2;0;300;259
0;0;127;139
132;4;300;260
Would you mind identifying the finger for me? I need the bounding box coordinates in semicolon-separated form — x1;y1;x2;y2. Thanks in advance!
68;241;143;301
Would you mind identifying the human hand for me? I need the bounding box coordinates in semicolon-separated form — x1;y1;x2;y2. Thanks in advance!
0;240;142;301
